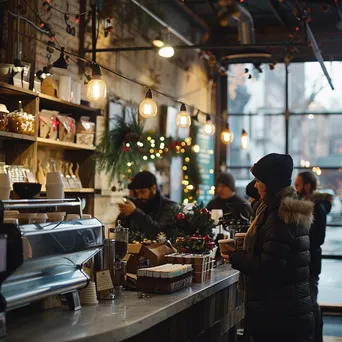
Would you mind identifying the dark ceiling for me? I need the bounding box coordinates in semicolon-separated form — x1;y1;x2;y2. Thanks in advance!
176;0;342;61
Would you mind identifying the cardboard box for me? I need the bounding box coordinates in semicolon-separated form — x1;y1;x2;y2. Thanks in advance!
126;242;176;274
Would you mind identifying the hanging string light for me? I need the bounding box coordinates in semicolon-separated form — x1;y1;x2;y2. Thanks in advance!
203;114;215;136
176;104;191;128
87;64;107;102
241;129;248;149
139;89;158;118
221;123;234;144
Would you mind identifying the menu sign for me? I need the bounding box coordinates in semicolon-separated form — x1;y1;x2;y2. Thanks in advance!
196;127;215;206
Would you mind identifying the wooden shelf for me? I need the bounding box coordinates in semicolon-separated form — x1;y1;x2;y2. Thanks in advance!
0;82;38;98
40;188;95;194
0;131;36;142
37;137;96;151
39;93;98;114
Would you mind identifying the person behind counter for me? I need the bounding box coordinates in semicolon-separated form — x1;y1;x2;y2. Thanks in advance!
224;153;314;342
207;172;252;220
117;171;178;239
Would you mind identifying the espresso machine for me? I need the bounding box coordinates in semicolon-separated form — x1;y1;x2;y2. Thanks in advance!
0;198;104;337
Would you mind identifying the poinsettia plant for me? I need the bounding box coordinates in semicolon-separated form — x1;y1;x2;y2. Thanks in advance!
171;203;214;238
175;234;215;254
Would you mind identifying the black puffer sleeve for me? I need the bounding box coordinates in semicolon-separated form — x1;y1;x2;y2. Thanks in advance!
230;215;292;280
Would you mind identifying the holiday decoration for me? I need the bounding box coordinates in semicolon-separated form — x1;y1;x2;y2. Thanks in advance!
175;234;215;254
97;114;201;201
171;203;214;238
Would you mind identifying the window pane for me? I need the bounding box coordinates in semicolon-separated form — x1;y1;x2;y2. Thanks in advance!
289;114;342;167
289;61;342;113
227;115;285;167
228;63;285;114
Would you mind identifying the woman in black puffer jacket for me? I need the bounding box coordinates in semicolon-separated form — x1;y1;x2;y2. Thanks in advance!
226;153;314;342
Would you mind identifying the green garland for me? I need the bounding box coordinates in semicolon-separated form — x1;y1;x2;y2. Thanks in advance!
96;115;201;201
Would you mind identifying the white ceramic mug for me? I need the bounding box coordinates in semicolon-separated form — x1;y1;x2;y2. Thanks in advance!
0;187;10;200
0;173;10;187
46;184;64;199
46;171;63;185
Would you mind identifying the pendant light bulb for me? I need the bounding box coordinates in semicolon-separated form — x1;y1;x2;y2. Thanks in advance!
203;114;215;136
221;123;234;144
176;104;191;128
241;129;248;149
153;35;165;48
139;89;158;118
158;45;174;58
87;64;107;102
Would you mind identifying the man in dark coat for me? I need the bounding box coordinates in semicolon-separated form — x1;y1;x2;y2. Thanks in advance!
224;154;314;342
117;171;178;239
295;171;332;342
207;172;252;220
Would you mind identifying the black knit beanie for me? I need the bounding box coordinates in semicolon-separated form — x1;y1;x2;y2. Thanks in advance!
246;179;260;200
251;153;293;191
128;171;157;190
216;172;236;192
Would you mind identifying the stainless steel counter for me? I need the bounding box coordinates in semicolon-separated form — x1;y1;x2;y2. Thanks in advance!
4;265;239;342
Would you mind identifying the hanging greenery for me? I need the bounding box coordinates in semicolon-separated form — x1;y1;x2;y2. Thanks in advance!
96;115;144;183
96;114;202;201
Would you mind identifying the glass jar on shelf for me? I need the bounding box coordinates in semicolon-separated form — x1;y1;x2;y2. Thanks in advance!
7;165;26;183
7;101;35;136
0;104;9;131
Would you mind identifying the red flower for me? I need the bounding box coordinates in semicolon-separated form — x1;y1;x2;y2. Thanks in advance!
177;212;185;221
203;234;210;242
200;208;209;215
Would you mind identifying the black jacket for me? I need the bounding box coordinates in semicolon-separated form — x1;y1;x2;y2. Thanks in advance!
230;187;314;336
206;194;252;220
308;191;332;277
118;192;178;239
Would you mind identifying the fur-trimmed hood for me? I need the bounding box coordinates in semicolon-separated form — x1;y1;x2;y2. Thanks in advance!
309;191;333;204
277;186;314;228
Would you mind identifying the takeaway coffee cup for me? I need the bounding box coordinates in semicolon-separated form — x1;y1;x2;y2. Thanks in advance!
234;233;247;251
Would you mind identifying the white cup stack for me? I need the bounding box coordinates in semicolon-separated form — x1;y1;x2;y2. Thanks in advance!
80;281;98;305
0;173;11;200
211;209;223;225
46;171;64;199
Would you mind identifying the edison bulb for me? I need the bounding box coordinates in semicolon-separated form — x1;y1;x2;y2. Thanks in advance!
241;130;248;149
158;45;174;58
153;38;164;48
139;98;158;118
87;76;107;102
203;122;215;135
221;130;234;144
176;111;191;128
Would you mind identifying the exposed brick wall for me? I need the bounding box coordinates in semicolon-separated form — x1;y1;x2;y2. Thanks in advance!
9;1;212;227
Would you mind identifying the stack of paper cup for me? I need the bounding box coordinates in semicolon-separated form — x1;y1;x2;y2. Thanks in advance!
211;209;223;225
46;171;64;199
0;173;11;200
80;281;98;305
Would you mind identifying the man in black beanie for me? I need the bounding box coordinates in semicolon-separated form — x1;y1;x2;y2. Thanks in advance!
117;171;178;238
207;171;252;220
